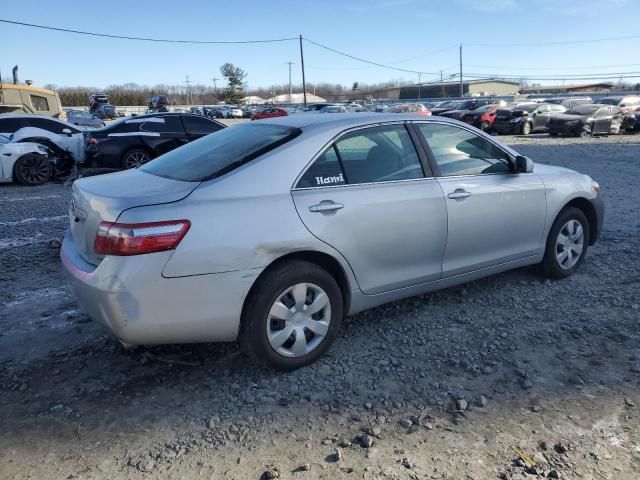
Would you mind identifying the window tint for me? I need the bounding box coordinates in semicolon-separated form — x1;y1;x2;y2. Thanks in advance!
30;95;49;112
140;115;185;133
182;115;223;135
334;124;423;184
0;118;26;133
297;146;345;188
418;123;512;176
141;123;300;182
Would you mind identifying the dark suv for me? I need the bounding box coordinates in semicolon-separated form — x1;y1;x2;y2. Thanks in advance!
93;103;118;120
437;99;493;120
84;113;225;169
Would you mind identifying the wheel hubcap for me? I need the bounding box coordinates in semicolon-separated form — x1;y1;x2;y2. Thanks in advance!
266;283;331;358
19;157;49;183
555;219;584;270
125;152;149;169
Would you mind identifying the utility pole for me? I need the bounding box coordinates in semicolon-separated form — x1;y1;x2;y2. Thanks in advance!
417;72;422;101
440;69;445;98
184;75;192;106
211;77;219;98
299;35;307;108
459;44;463;97
286;61;294;103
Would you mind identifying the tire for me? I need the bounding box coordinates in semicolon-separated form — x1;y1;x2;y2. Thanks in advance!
521;122;532;135
541;207;590;279
241;260;344;371
13;153;51;186
121;148;152;170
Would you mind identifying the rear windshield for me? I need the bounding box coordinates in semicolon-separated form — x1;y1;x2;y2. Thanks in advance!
141;123;301;182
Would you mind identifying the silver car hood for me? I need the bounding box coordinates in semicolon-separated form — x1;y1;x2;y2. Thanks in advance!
71;169;199;264
531;163;577;176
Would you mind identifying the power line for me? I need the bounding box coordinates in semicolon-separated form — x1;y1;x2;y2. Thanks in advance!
466;34;640;47
304;37;439;75
463;72;640;80
0;18;297;44
465;62;640;71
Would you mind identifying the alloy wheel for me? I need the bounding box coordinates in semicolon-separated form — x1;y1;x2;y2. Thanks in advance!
124;151;150;169
266;283;331;358
18;156;50;184
555;219;584;270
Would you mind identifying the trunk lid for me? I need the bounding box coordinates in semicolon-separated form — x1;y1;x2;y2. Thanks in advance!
70;169;199;265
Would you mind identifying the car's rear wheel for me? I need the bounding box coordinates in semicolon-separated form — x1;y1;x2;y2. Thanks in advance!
14;154;51;186
521;122;532;135
121;148;152;170
541;207;589;279
242;260;343;370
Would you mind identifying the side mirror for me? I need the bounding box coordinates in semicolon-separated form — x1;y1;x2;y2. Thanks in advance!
515;155;534;173
62;128;72;136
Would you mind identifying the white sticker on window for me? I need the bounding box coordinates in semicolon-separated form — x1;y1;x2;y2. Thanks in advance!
315;173;344;185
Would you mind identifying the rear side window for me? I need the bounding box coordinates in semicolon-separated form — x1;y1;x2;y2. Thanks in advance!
335;124;423;184
297;146;345;188
141;116;184;133
182;115;224;135
141;123;301;182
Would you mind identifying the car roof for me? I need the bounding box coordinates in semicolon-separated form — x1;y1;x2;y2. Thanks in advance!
258;112;461;131
0;113;69;124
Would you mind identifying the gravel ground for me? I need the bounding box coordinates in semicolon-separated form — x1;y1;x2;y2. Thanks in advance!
1;133;639;479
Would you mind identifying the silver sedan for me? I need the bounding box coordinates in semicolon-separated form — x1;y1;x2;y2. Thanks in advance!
61;113;604;370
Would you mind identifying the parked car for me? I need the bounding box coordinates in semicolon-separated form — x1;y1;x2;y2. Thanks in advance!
147;96;170;113
61;113;603;370
543;96;592;109
386;103;431;115
430;101;462;116
460;104;498;131
626;109;640;132
218;106;243;118
66;110;105;128
304;103;343;112
0;114;85;164
438;99;493;120
93;103;118;120
493;103;566;135
84;112;226;169
242;106;259;118
318;105;348;113
0;133;53;185
599;95;640;114
548;104;626;137
251;107;288;120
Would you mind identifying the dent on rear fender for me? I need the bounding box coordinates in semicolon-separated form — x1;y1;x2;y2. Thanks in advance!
102;275;139;328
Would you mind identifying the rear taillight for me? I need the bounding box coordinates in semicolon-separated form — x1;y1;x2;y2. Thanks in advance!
94;220;190;256
86;137;97;145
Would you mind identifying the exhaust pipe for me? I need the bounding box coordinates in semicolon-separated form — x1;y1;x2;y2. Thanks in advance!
12;65;18;84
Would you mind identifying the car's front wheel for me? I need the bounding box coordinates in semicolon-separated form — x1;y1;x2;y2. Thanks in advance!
242;260;343;370
541;207;590;279
14;153;51;186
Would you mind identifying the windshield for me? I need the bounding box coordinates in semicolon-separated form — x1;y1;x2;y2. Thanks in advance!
72;111;92;118
474;105;495;113
599;98;620;105
141;123;301;182
456;101;475;110
567;105;600;115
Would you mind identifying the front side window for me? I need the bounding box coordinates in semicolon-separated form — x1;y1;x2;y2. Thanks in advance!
334;124;423;184
142;123;300;182
30;95;49;111
417;123;512;177
182;115;223;135
596;107;611;117
26;117;80;134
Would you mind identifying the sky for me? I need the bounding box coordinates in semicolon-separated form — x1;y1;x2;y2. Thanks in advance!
1;0;639;91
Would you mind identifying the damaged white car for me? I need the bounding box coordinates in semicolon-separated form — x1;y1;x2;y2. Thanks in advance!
0;133;53;185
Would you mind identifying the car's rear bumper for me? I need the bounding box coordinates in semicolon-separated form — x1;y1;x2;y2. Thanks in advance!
60;230;261;345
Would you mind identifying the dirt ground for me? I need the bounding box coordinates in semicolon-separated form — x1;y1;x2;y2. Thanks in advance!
1;133;639;479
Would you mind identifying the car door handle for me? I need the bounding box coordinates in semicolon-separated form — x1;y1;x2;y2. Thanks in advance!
447;190;472;199
309;202;344;213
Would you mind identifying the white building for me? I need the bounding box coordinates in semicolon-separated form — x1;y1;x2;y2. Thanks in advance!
266;92;326;104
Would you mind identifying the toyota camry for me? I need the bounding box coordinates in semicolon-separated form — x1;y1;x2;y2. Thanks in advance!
61;113;604;370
